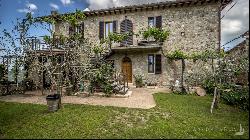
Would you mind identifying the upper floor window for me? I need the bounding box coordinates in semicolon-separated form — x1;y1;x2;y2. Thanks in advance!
99;21;117;40
69;23;84;37
148;16;162;29
148;17;156;28
105;22;113;38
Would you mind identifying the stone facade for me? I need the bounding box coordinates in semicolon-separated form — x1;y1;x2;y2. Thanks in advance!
56;2;221;86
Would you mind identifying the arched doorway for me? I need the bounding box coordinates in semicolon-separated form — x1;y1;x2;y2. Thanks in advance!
122;57;132;83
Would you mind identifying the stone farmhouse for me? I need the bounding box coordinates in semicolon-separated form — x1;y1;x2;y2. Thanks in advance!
35;0;233;89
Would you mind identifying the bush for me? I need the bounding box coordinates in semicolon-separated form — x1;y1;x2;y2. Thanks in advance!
202;78;249;110
0;64;5;81
133;74;144;88
88;63;115;95
221;86;249;110
202;79;215;95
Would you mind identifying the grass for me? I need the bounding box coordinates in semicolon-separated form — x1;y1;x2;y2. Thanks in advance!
0;93;249;139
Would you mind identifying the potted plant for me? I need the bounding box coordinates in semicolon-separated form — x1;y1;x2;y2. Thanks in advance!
141;27;169;44
133;74;144;88
46;94;60;112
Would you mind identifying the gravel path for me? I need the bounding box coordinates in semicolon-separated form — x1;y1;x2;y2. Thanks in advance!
0;87;170;109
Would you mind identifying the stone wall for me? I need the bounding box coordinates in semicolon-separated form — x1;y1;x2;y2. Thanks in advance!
107;50;170;86
108;51;216;87
57;3;220;53
55;3;220;86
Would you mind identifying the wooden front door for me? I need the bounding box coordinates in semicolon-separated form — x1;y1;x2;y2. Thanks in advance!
122;57;132;83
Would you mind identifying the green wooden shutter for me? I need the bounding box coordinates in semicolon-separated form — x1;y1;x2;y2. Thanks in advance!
120;19;133;46
69;26;74;36
156;16;162;29
99;21;104;40
113;21;117;33
155;54;162;74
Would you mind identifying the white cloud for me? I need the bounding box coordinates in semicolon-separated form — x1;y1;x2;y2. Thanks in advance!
221;0;249;49
17;9;32;14
223;20;243;34
86;0;113;10
61;0;73;6
50;3;60;10
26;3;38;10
17;2;38;14
86;0;173;10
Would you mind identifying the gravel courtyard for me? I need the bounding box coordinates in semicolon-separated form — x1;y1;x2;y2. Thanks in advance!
0;87;170;109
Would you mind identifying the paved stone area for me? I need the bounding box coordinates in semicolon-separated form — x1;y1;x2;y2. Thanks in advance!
0;87;170;109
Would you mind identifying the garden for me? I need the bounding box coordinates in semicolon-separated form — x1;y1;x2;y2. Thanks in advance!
0;93;248;139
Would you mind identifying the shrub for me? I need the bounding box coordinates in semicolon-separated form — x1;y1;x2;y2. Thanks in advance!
221;86;249;110
202;79;216;95
88;63;115;96
101;82;113;97
133;74;144;88
0;64;5;81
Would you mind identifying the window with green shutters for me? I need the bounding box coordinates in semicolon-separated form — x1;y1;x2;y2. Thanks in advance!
99;21;117;40
148;16;162;29
148;54;162;74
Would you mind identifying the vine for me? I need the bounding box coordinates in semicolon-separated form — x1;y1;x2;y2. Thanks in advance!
140;27;170;42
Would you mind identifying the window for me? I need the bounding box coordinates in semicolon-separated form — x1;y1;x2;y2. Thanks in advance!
99;21;117;40
148;54;162;74
69;23;84;37
148;54;155;73
148;16;162;29
105;22;113;38
148;17;156;28
75;25;81;34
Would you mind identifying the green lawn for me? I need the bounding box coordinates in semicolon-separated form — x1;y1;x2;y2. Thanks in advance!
0;93;249;139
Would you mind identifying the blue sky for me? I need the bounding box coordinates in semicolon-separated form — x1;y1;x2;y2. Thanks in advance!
0;0;88;37
0;0;249;55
